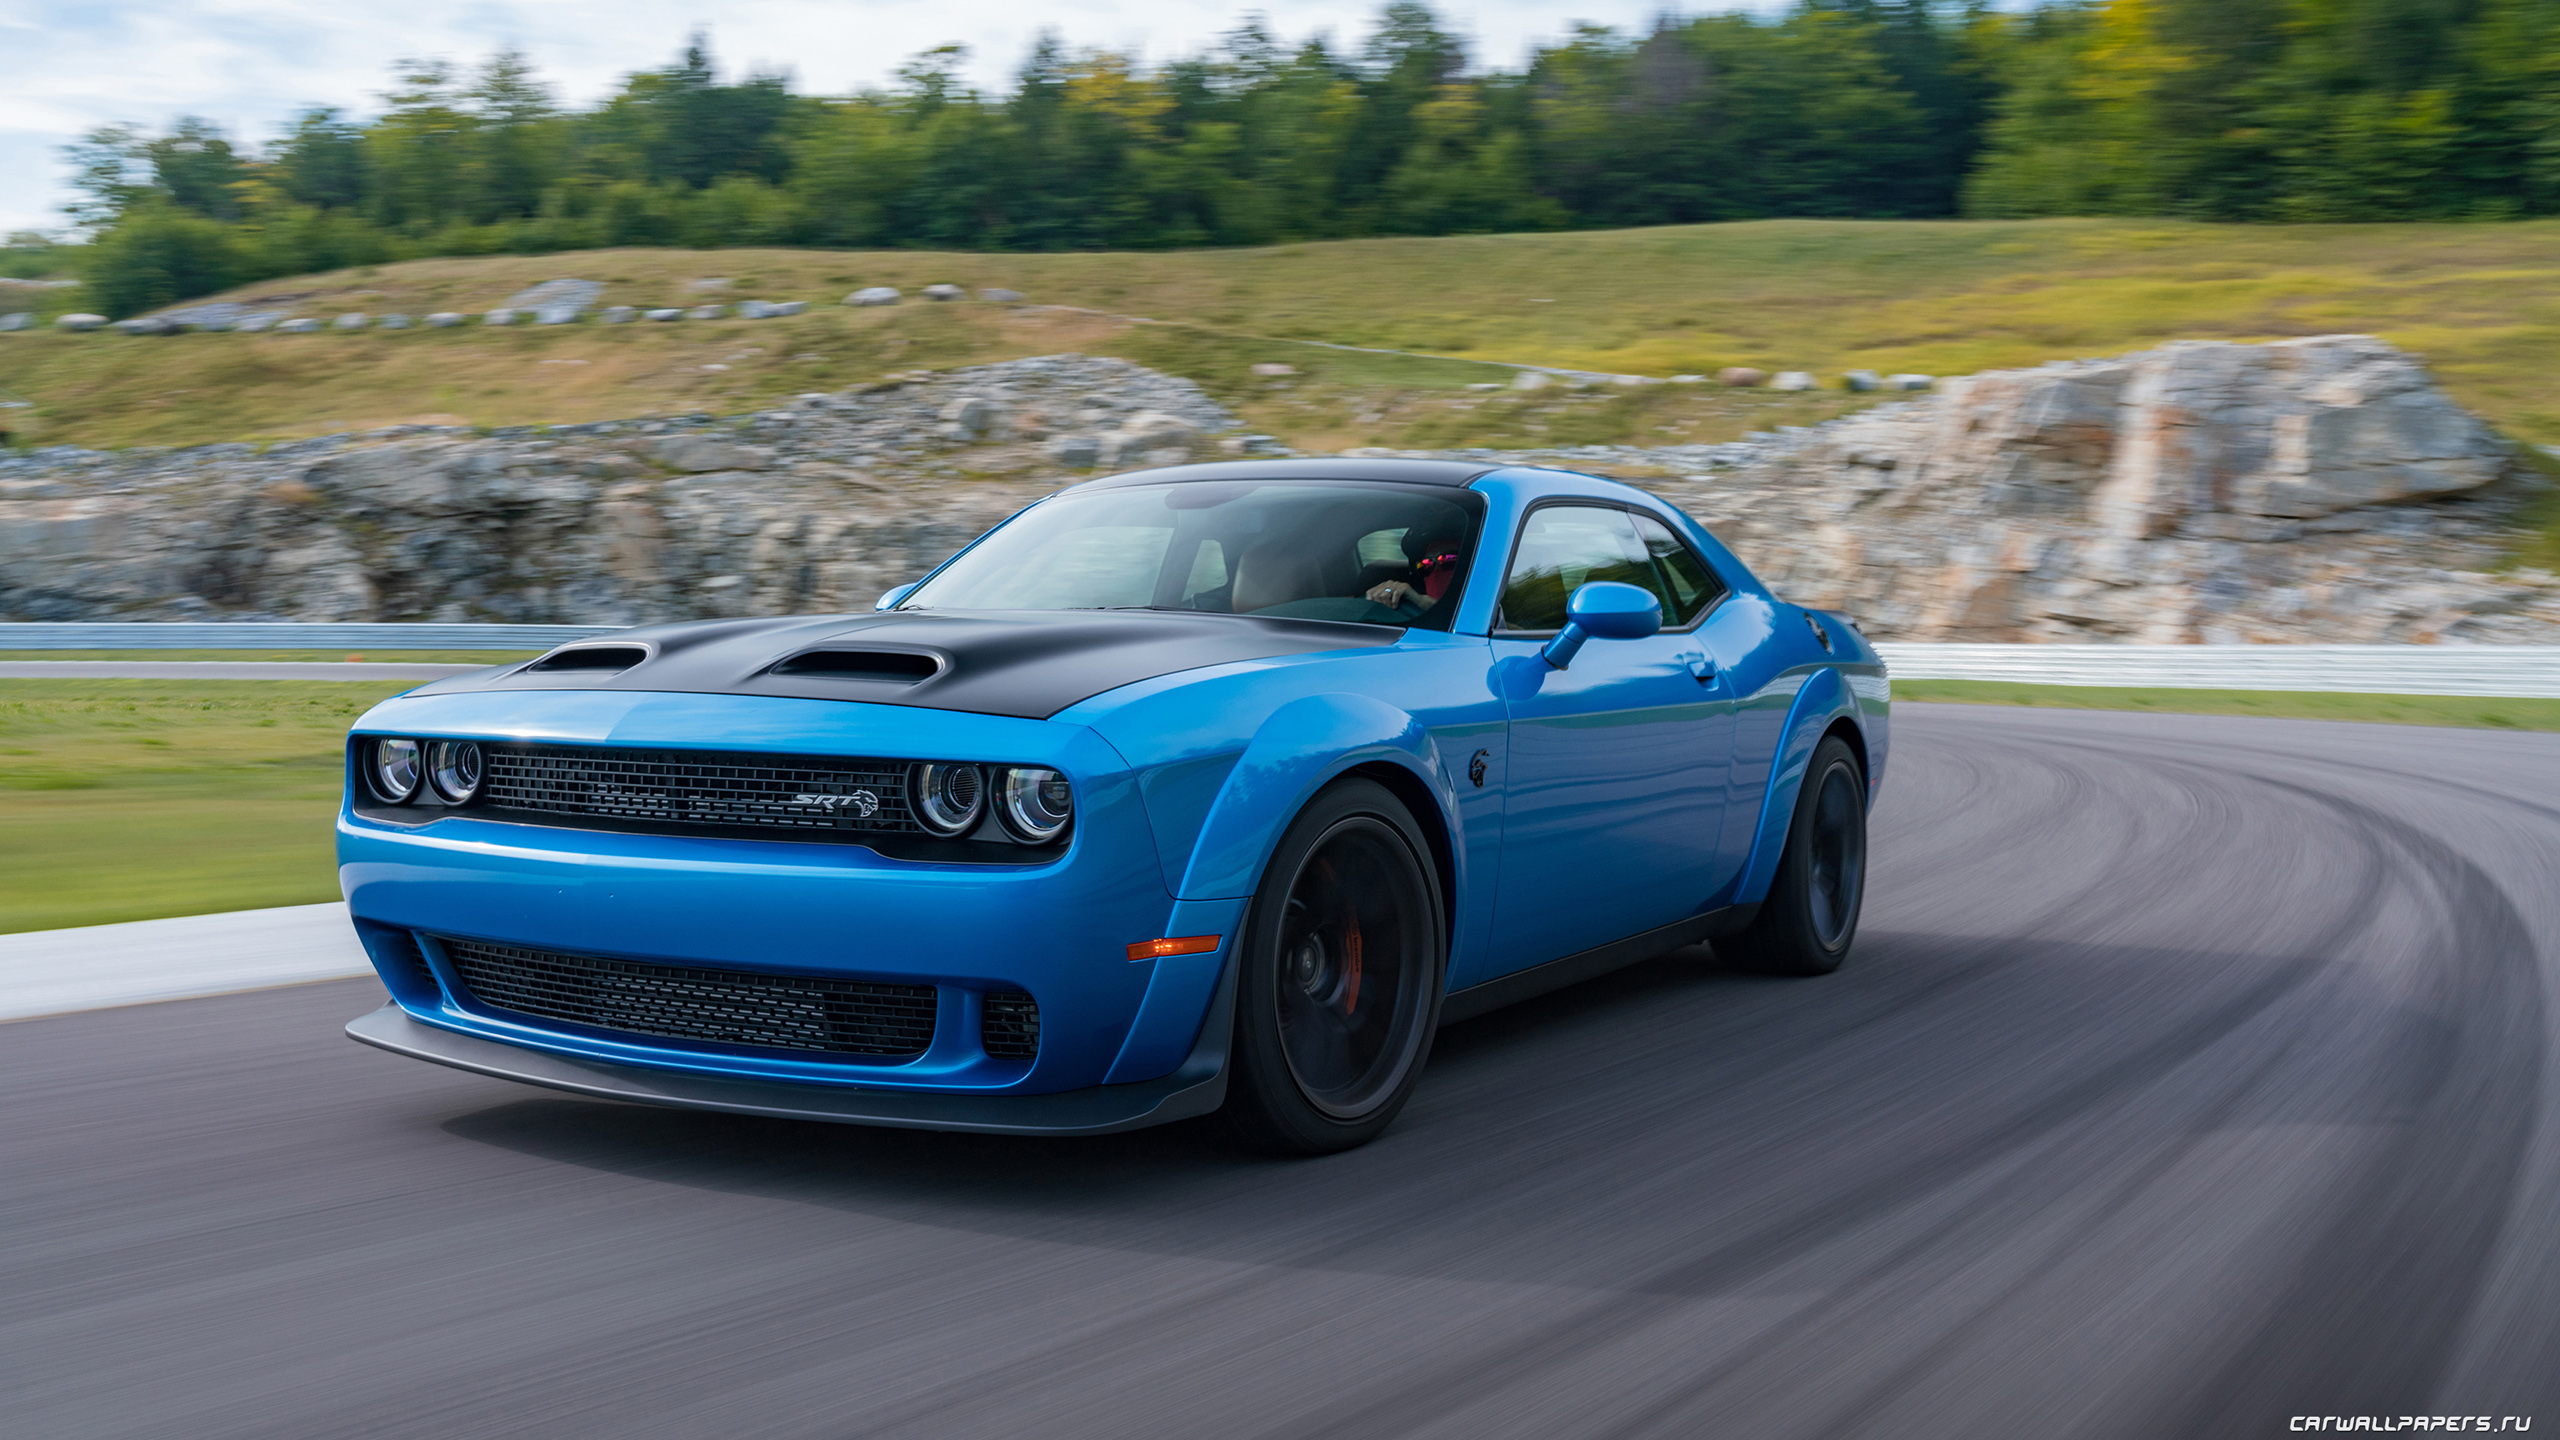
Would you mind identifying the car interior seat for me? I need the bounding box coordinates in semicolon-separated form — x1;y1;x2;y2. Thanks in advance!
1230;541;1331;614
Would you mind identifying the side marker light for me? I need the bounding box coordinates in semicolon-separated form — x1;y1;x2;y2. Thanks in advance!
1127;935;1222;962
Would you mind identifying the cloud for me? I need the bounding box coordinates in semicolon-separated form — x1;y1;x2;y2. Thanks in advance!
0;0;1728;235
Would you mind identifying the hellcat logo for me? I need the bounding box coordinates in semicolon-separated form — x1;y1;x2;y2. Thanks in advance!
791;790;880;817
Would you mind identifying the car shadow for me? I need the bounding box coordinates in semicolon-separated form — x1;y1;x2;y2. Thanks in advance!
433;922;2496;1299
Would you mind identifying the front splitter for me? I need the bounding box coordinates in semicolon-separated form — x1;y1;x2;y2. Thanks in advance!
345;1004;1229;1136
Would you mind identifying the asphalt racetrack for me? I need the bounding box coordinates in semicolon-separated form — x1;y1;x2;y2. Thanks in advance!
8;703;2559;1439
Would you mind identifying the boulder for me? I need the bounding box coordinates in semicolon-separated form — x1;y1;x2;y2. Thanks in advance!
1118;411;1199;451
424;313;464;328
501;279;605;311
1718;367;1769;388
654;435;775;473
734;300;775;320
377;314;411;330
941;396;999;438
645;308;684;322
600;307;637;324
1251;363;1298;378
1842;370;1882;392
534;304;581;325
334;313;368;331
1771;371;1817;392
686;305;725;321
921;284;965;302
234;316;276;333
1887;374;1935;392
113;318;174;336
1510;371;1554;391
980;289;1025;303
847;288;901;307
483;309;519;327
277;318;323;333
0;313;32;332
1047;433;1102;468
54;314;105;332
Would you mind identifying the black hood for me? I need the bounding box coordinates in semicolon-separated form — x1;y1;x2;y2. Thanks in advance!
407;611;1397;720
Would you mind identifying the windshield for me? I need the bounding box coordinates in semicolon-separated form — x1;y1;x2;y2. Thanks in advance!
898;481;1484;631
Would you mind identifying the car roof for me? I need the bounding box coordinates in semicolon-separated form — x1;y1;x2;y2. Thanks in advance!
1066;458;1504;491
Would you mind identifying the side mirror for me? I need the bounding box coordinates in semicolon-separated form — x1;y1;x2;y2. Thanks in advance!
874;582;919;612
1542;581;1661;669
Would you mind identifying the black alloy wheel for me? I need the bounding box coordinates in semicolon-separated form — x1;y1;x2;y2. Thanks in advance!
1722;734;1867;976
1224;777;1445;1154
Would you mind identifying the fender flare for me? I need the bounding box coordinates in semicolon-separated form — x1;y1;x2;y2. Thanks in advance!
1732;667;1864;907
1175;692;1461;902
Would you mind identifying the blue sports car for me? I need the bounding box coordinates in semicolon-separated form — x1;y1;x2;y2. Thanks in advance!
342;458;1887;1153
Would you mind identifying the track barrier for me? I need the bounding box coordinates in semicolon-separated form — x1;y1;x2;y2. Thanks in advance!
4;625;2557;699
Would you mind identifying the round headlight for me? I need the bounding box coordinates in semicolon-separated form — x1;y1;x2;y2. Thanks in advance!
997;767;1074;843
367;737;422;803
427;740;483;803
911;762;986;837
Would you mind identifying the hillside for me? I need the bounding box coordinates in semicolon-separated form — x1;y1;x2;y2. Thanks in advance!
4;218;2559;454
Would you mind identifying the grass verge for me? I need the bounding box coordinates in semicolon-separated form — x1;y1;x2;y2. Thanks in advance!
1898;680;2560;731
0;678;410;933
7;218;2559;452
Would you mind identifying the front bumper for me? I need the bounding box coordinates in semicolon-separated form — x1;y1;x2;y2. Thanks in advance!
348;983;1233;1134
338;688;1244;1107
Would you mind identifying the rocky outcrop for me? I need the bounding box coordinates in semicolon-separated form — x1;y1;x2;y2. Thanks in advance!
1653;336;2553;643
0;356;1231;624
0;337;2551;642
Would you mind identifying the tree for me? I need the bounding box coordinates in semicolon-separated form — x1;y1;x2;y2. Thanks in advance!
81;205;246;317
471;49;561;219
61;124;151;230
366;59;477;229
142;118;247;221
273;109;369;210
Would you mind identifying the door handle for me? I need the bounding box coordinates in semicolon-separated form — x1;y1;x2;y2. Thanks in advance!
1678;651;1718;684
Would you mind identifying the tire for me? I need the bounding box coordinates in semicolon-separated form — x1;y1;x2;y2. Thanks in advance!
1222;777;1447;1155
1721;734;1867;977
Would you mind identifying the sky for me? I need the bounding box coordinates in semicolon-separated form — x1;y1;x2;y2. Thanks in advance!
0;0;1728;237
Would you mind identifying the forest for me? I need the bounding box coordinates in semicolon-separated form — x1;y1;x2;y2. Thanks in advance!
22;0;2560;317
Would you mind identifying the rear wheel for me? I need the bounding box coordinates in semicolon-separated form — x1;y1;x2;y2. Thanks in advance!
1722;734;1867;977
1223;778;1445;1155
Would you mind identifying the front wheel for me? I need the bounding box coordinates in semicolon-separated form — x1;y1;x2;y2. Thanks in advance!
1223;777;1446;1155
1721;734;1867;977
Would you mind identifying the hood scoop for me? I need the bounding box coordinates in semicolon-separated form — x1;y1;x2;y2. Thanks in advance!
768;648;942;684
523;644;650;674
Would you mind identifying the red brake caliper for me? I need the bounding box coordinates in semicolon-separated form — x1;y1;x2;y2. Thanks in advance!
1341;907;1363;1015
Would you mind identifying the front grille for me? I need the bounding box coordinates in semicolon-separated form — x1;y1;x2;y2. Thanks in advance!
440;937;938;1057
982;991;1041;1060
478;744;920;836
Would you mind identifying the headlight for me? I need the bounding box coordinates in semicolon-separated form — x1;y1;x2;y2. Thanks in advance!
367;737;422;803
997;766;1074;843
911;762;986;836
427;740;483;803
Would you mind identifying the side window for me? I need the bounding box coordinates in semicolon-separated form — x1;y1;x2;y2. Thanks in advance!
1631;513;1727;626
1499;506;1655;632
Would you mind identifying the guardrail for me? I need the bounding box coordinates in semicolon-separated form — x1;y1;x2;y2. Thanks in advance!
1873;642;2560;699
4;624;2557;699
0;623;625;650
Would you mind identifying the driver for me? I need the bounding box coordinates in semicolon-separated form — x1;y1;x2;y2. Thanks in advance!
1363;518;1466;617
